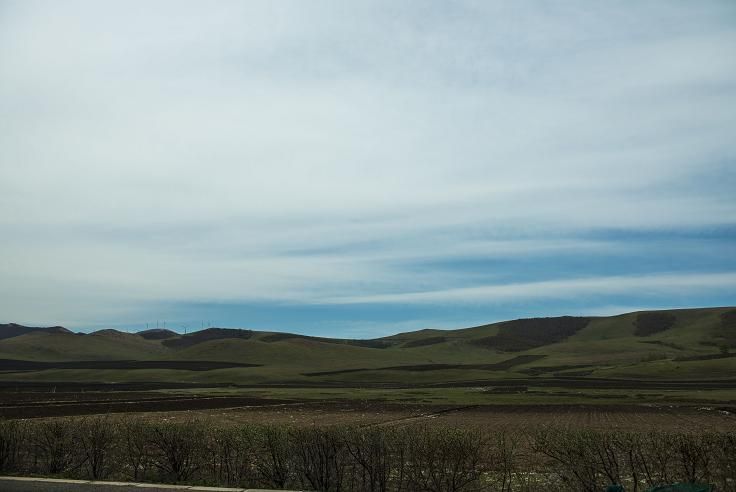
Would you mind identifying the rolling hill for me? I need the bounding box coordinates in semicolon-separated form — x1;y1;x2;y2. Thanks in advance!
0;307;734;385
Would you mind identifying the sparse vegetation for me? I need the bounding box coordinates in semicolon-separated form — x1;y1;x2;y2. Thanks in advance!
0;417;734;491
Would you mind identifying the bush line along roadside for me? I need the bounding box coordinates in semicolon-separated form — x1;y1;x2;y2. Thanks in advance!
0;417;734;491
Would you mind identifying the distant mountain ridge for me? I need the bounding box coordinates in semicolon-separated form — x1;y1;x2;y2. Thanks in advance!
2;308;735;350
0;307;734;384
0;323;71;340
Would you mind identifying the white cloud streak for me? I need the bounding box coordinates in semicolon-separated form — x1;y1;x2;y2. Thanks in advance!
320;272;736;305
0;1;734;326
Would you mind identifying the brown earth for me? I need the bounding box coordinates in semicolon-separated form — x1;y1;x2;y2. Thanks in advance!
3;390;734;433
0;394;298;419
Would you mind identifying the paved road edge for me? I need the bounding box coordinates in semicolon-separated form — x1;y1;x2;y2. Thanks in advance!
0;476;303;491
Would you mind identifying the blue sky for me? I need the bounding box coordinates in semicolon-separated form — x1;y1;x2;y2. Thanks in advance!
0;1;735;336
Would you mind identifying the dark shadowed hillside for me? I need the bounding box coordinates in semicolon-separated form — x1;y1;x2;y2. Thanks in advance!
138;328;180;340
470;316;591;351
162;328;253;349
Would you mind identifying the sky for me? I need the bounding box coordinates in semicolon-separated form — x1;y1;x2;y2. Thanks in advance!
1;1;735;337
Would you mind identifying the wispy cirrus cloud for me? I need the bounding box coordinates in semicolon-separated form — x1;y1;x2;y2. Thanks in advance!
320;272;736;306
0;1;734;332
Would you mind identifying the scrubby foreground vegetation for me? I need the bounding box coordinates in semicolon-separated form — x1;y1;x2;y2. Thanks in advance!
0;417;734;491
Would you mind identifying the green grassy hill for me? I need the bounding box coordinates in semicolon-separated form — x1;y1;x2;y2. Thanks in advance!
0;307;734;385
0;330;170;362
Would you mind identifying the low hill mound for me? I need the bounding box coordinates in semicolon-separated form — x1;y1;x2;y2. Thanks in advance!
0;323;71;340
138;329;179;340
162;328;254;349
0;330;168;361
259;332;391;349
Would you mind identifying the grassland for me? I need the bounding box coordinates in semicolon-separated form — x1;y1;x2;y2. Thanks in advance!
2;307;735;491
0;307;736;404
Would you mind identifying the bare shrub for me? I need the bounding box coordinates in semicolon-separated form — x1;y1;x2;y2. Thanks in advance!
148;419;206;483
487;430;537;492
345;426;396;492
612;432;649;492
633;431;677;487
207;424;256;487
76;416;117;480
0;419;27;473
253;425;295;489
711;431;736;492
4;416;733;491
291;426;352;491
30;420;77;475
534;428;614;492
672;432;715;485
633;431;717;486
119;417;152;481
402;425;486;492
534;428;731;492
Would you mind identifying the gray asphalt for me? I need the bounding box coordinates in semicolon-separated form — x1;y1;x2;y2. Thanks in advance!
0;478;294;492
0;481;184;491
0;483;180;491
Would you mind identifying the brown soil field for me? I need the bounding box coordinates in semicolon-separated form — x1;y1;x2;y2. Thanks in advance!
9;394;732;433
2;379;734;431
176;401;736;432
0;394;297;418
